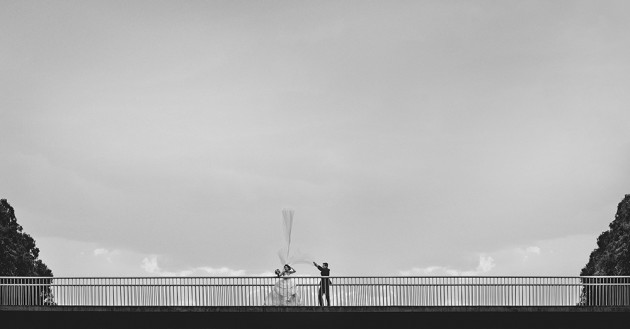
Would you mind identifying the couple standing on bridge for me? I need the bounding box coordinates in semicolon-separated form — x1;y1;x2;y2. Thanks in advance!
265;261;331;306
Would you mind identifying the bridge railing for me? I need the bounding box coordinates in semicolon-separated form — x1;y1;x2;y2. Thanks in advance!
1;276;630;307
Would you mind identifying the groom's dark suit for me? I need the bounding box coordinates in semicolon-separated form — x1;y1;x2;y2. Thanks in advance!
315;265;331;306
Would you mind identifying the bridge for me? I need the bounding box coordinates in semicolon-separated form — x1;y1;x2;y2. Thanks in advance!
2;276;630;328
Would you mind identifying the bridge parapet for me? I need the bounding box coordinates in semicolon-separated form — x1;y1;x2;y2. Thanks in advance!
2;276;629;307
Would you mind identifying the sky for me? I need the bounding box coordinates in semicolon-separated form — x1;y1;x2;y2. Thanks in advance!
1;0;629;278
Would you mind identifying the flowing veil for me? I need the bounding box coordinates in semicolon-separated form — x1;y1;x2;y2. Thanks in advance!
277;209;312;266
265;209;311;306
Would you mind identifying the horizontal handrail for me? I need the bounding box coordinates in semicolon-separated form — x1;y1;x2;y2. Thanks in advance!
4;275;630;279
4;283;630;287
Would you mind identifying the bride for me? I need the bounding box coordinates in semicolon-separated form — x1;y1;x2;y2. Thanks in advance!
265;264;302;306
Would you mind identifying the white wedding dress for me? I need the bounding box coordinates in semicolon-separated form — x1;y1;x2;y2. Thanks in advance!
265;271;302;306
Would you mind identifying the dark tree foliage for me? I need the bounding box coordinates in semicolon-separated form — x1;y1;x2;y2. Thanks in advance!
579;194;630;306
1;199;55;305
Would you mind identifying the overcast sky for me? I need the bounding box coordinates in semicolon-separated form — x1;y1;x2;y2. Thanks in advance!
2;0;629;277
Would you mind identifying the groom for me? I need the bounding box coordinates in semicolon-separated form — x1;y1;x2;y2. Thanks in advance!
313;262;331;306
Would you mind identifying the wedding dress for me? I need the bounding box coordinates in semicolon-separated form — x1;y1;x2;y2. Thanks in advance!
265;271;302;306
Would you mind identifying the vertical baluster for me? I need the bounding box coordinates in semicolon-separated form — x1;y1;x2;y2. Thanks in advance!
26;277;29;306
440;277;444;306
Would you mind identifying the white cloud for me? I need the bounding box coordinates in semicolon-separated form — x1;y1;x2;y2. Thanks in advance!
521;246;542;261
198;267;246;276
141;256;160;274
476;255;496;273
93;248;109;256
141;256;247;277
400;235;594;277
400;255;495;276
526;246;541;254
93;248;120;263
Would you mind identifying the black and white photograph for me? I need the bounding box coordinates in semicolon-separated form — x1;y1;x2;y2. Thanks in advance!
2;1;630;328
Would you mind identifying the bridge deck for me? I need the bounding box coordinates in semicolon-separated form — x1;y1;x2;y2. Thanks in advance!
2;306;630;329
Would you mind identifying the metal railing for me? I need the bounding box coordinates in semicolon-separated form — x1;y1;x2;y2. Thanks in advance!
2;276;630;307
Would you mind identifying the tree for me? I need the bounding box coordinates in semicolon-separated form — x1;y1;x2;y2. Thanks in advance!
1;199;55;305
579;194;630;305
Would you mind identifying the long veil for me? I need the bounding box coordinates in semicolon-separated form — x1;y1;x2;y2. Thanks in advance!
277;209;312;266
265;209;310;306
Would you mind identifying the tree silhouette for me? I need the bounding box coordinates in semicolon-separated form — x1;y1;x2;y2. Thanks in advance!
579;194;630;306
1;199;55;305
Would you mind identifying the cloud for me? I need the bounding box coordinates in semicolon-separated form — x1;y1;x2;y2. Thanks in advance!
141;256;160;274
526;246;541;254
476;255;495;273
522;246;542;261
93;248;109;256
141;255;247;277
93;248;120;263
197;267;247;276
398;246;543;276
400;255;496;276
399;235;595;277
